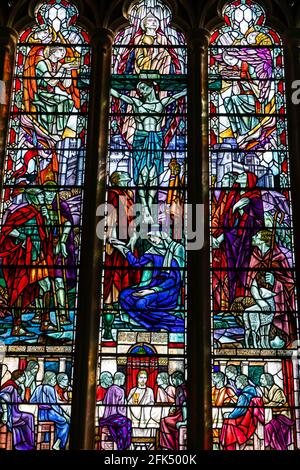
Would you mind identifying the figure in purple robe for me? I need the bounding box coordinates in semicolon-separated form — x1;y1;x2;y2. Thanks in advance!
260;373;294;450
0;369;35;450
212;172;264;306
30;371;70;450
99;372;132;450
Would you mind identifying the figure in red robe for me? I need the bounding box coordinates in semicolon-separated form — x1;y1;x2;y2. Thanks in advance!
96;371;113;403
220;374;264;450
212;171;264;309
104;171;140;306
212;172;238;311
0;188;54;335
159;371;187;450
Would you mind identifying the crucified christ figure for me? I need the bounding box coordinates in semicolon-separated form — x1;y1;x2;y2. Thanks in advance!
111;80;186;223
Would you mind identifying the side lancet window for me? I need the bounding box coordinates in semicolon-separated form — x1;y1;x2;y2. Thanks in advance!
95;0;188;451
0;0;91;450
209;0;300;450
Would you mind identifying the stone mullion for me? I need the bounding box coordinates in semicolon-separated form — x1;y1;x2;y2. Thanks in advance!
70;27;114;450
187;27;211;450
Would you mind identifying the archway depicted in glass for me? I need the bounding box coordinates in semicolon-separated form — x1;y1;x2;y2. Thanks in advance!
95;0;188;451
0;0;91;450
209;0;300;450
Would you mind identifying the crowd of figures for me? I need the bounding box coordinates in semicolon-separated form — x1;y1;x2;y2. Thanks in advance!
102;73;187;335
0;360;72;450
208;0;300;451
0;0;91;344
96;369;187;450
212;365;295;450
209;0;298;353
0;0;189;451
97;0;189;451
211;170;297;350
100;0;188;338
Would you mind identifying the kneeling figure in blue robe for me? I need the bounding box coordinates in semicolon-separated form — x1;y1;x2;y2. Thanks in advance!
110;232;185;333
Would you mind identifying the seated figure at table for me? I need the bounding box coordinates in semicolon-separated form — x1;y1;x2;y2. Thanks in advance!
0;369;35;450
159;371;187;450
99;372;132;451
127;370;155;430
30;371;70;450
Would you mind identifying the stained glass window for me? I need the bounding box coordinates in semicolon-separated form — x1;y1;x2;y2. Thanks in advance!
0;0;91;450
209;0;300;450
95;0;188;451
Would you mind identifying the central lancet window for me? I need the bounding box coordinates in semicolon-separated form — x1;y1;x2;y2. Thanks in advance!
95;0;188;451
